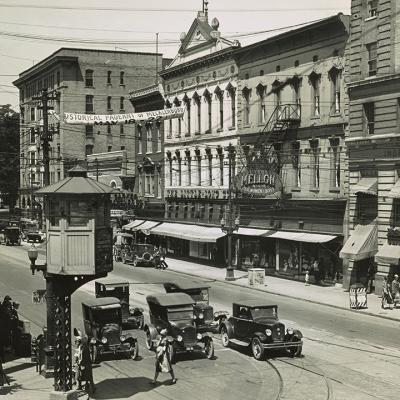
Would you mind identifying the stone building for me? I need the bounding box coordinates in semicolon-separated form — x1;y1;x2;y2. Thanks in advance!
340;0;400;292
234;14;350;281
13;47;163;215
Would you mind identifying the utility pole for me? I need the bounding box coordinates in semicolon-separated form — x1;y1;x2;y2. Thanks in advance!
155;32;159;84
32;88;58;377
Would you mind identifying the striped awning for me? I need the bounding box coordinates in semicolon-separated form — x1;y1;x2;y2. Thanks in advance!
135;220;161;234
122;219;145;230
387;180;400;199
265;231;337;243
375;243;400;265
351;177;378;196
150;222;225;243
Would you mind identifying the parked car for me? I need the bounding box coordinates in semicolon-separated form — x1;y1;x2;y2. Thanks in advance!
113;232;134;261
163;279;228;333
121;243;158;267
2;226;21;245
219;300;303;360
95;278;144;329
81;297;139;363
144;293;214;362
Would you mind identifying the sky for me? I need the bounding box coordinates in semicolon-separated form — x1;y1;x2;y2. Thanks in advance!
0;0;350;110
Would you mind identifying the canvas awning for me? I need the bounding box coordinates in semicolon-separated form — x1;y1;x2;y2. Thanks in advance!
122;219;145;230
236;227;273;236
387;180;400;199
150;222;225;243
135;220;161;233
351;177;378;195
339;222;378;261
265;231;337;243
375;243;400;265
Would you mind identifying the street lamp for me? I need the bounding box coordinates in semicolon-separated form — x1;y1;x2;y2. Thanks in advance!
221;214;240;281
28;244;46;275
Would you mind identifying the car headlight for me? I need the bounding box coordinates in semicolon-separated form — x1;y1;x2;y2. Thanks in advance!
213;312;219;318
193;315;197;320
198;313;204;319
177;335;183;342
197;333;202;340
101;337;107;344
287;328;293;335
120;335;126;342
265;329;272;336
90;338;96;345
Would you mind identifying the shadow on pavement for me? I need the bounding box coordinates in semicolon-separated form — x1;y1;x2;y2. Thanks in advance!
91;377;160;399
4;361;35;374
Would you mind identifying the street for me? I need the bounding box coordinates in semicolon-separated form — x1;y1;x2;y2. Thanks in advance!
1;244;400;400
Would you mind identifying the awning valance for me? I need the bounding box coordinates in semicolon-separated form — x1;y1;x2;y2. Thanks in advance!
265;231;337;243
351;177;378;195
387;180;400;199
236;227;273;236
375;243;400;265
122;219;145;230
339;222;378;261
150;222;225;243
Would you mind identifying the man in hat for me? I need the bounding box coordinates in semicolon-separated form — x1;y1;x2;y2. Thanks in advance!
392;274;400;308
150;329;176;385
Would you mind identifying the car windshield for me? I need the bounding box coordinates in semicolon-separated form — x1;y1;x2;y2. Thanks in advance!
134;244;155;254
251;307;278;320
92;308;120;325
167;307;193;322
188;289;209;304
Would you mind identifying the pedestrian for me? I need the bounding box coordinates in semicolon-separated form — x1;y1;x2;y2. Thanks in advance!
381;275;393;310
74;336;95;393
313;259;320;284
305;270;310;286
391;274;400;308
150;329;176;385
160;246;168;269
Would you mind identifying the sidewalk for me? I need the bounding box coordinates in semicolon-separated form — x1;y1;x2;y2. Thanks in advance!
166;257;400;322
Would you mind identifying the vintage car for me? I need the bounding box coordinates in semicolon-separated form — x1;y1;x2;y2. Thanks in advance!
163;279;228;333
95;278;144;329
2;226;21;245
219;300;303;360
81;297;139;363
113;232;134;262
144;293;214;362
121;243;158;267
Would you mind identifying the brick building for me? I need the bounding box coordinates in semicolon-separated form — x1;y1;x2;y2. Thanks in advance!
340;0;400;292
13;48;163;216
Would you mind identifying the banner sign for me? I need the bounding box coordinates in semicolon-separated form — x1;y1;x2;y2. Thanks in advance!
64;107;185;126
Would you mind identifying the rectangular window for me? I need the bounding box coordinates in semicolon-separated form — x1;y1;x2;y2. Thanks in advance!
120;97;124;110
206;94;212;133
107;71;112;85
68;200;90;226
311;77;320;117
208;155;212;186
331;145;341;188
107;96;112;110
85;70;93;87
145;175;154;195
85;95;94;113
291;142;301;188
197;156;202;186
56;71;60;86
187;157;192;186
30;128;36;143
146;124;153;153
310;143;320;188
108;145;112;152
230;89;236;128
368;0;378;17
367;42;377;76
219;154;224;186
120;124;124;136
364;102;375;134
156;123;161;152
195;96;201;133
120;71;125;85
169;159;173;186
185;99;191;136
30;152;35;166
107;125;111;135
243;90;250;125
258;86;266;124
332;72;341;114
393;199;400;227
138;126;142;154
85;144;93;155
85;125;93;137
30;107;35;121
217;91;224;129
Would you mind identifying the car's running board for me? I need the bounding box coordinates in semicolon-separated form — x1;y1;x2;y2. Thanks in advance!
230;338;250;347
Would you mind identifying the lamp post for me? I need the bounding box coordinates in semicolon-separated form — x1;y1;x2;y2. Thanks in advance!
221;143;239;281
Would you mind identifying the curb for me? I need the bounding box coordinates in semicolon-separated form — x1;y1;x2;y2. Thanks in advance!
167;267;400;324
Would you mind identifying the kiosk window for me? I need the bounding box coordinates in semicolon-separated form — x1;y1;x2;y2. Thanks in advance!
49;199;61;227
68;200;90;226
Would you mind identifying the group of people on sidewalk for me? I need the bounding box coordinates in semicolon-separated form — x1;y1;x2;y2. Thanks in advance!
382;274;400;309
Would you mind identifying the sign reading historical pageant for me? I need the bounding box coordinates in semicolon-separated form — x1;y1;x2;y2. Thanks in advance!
64;107;185;125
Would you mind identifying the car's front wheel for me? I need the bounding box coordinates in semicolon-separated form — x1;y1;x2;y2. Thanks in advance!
145;329;153;351
289;343;302;358
251;337;265;361
221;327;230;348
128;341;139;360
204;339;214;359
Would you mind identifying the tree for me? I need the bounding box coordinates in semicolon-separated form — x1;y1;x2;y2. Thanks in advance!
0;104;19;208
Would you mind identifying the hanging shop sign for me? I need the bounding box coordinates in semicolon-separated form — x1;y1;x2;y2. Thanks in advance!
64;107;185;125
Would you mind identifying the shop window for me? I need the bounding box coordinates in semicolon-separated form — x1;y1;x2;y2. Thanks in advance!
68;200;90;226
191;204;196;219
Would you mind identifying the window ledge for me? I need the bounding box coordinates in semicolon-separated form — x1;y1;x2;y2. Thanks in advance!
228;126;236;130
107;83;112;87
205;130;211;134
120;109;125;113
243;124;251;128
310;116;320;120
107;109;113;112
365;16;377;22
291;187;301;192
329;187;341;193
217;128;223;133
309;188;320;193
84;86;95;89
329;112;342;117
120;84;126;88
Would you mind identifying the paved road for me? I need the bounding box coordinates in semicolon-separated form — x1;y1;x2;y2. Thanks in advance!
1;244;400;400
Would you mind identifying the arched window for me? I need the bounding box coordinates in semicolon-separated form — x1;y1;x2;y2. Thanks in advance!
215;87;224;130
256;84;266;125
204;89;212;133
226;84;236;128
242;87;251;126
